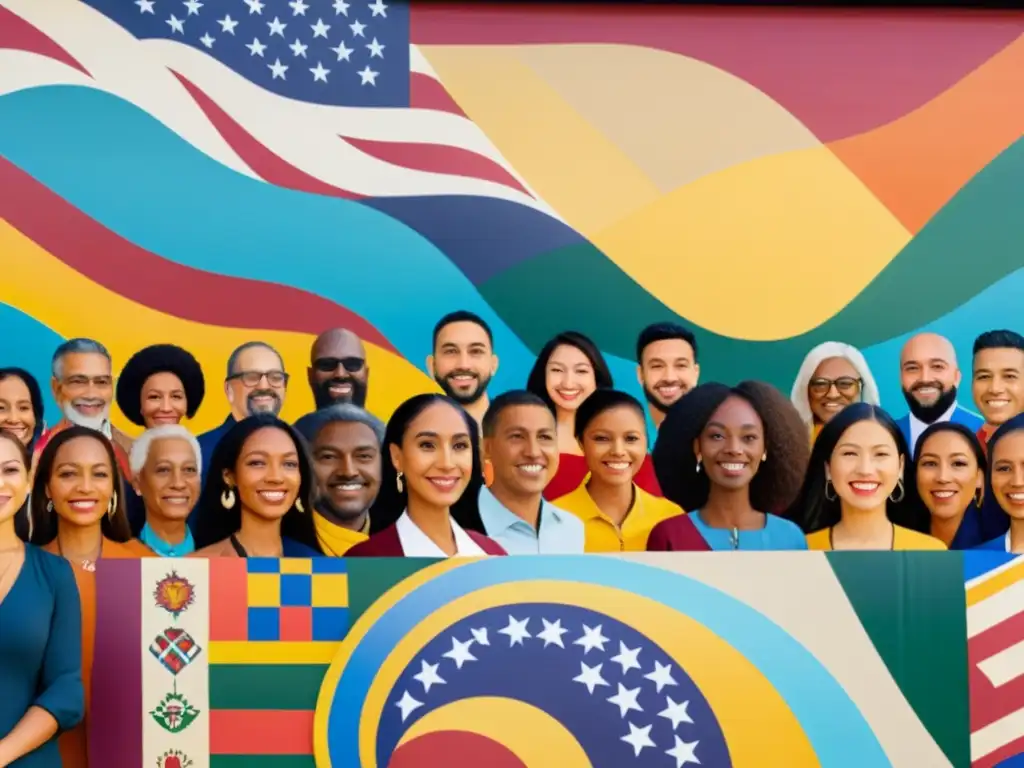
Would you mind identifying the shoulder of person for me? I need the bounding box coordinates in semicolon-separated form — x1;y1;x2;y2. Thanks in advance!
466;530;507;555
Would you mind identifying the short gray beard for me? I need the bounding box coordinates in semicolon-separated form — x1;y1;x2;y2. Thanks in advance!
64;402;110;432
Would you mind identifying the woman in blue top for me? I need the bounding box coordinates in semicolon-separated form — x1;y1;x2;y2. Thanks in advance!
649;381;810;551
0;430;83;766
192;414;322;558
976;413;1024;553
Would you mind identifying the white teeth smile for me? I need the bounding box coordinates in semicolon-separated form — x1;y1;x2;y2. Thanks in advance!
162;497;190;504
988;399;1011;407
258;491;286;502
428;478;458;490
336;483;364;491
558;389;581;398
824;402;843;410
720;462;746;471
70;500;97;510
851;482;880;491
931;490;956;499
605;461;630;470
917;387;938;395
1009;493;1024;501
518;464;544;474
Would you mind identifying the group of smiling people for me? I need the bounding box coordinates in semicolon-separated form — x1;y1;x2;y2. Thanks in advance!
1;317;1024;766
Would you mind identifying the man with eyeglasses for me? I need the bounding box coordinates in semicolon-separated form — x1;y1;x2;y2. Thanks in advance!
307;329;369;409
196;341;289;486
35;337;134;477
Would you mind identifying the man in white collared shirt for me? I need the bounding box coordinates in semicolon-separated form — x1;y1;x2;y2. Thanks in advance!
897;332;982;456
478;391;584;554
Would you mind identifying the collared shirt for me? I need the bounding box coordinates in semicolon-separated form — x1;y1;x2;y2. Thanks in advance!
477;486;584;554
314;512;370;557
552;477;682;552
139;523;195;557
909;401;958;455
395;511;486;557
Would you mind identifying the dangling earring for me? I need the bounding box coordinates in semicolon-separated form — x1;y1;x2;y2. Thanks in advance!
396;471;404;492
761;453;767;462
824;478;837;501
890;478;905;503
975;488;984;508
695;456;702;473
46;500;54;513
108;492;117;519
295;497;304;513
221;487;236;509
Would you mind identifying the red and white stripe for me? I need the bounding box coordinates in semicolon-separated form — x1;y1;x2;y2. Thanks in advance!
968;559;1024;766
0;0;555;215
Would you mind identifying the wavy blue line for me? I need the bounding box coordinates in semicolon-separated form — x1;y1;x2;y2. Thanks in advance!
327;556;888;766
862;267;1024;418
0;303;62;426
0;85;670;425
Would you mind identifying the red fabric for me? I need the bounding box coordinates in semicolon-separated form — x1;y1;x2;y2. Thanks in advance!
345;523;507;557
543;453;662;501
646;515;712;552
34;420;133;480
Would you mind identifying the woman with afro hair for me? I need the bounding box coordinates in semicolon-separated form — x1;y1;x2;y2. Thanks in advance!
648;381;809;551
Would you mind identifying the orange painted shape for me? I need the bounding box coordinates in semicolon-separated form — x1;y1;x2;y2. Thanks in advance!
209;709;315;754
279;606;313;642
829;34;1024;233
209;559;248;641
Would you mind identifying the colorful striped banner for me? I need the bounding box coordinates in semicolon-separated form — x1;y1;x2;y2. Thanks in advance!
92;557;349;767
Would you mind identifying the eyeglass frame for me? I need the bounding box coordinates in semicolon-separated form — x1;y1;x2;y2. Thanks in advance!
227;369;289;387
808;376;863;397
312;356;366;374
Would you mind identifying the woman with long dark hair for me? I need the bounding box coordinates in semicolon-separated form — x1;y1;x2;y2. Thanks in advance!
0;367;45;453
912;422;986;548
0;430;83;767
347;394;504;557
649;382;808;551
192;414;321;557
976;413;1024;552
27;426;145;768
788;403;942;550
525;331;660;499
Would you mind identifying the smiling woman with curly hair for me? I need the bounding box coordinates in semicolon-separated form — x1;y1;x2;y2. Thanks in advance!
648;381;810;551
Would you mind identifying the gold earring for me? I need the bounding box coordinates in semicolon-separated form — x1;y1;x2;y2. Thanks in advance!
108;492;117;519
221;487;236;509
295;497;304;513
975;488;984;508
396;471;404;492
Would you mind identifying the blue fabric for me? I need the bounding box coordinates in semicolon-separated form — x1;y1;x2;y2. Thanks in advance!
975;535;1008;551
140;523;196;557
690;511;808;551
897;405;984;457
0;545;84;766
282;537;322;558
477;487;585;554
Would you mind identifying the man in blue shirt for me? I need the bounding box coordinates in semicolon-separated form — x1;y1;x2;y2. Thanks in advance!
897;332;982;457
478;390;584;554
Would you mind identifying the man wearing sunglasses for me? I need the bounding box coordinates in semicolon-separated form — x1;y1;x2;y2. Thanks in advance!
308;329;369;409
196;340;289;487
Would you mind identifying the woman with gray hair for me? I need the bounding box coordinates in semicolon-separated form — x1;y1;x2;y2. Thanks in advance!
790;341;881;446
128;425;201;556
294;404;385;556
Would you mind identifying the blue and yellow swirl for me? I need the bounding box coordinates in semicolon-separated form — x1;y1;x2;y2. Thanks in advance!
314;557;892;767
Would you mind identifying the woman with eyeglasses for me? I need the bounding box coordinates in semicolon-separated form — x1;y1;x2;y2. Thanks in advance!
790;341;881;445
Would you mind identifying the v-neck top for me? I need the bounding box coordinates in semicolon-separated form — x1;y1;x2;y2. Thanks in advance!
0;544;84;766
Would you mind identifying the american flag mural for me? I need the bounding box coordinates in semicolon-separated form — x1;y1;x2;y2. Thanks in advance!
966;551;1024;767
0;2;1021;434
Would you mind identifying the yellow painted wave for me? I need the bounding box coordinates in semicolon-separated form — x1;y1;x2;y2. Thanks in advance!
0;221;437;435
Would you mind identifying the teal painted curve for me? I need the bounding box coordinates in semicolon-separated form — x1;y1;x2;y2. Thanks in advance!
0;303;63;426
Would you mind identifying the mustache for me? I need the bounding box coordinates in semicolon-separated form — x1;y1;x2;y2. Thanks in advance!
72;398;106;407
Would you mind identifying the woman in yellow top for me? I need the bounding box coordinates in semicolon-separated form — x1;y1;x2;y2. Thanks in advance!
551;389;680;551
788;403;945;551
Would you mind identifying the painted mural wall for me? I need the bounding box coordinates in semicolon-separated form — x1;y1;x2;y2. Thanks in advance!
0;1;1022;437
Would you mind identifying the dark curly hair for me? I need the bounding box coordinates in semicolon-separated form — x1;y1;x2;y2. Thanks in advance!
787;402;928;534
193;414;320;552
652;381;809;514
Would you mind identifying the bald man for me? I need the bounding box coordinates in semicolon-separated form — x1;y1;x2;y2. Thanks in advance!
308;329;369;409
897;332;982;456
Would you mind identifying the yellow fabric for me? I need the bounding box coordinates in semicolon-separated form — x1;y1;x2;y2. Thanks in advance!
553;479;682;552
314;512;369;557
806;525;947;551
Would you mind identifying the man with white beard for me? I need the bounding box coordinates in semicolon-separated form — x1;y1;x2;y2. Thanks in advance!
35;337;134;478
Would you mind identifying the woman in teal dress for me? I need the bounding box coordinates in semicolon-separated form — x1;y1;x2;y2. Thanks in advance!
0;431;83;766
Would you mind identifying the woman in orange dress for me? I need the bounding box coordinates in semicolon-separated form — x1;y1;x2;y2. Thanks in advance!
25;426;149;768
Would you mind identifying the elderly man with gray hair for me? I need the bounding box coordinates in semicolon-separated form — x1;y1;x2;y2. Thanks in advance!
294;404;385;556
128;425;202;556
35;337;134;477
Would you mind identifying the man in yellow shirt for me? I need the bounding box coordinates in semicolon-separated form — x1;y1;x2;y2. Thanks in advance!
294;404;384;556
